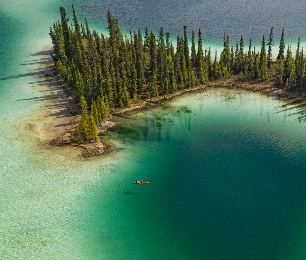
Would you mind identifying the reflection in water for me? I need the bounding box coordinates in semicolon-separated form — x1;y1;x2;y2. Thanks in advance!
94;88;306;260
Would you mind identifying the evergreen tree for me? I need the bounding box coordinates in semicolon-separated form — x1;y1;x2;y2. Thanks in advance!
171;73;177;93
149;31;157;74
245;39;252;73
288;62;296;90
212;53;220;79
259;35;268;80
144;26;149;51
191;30;196;68
105;67;114;106
88;110;99;142
59;7;72;60
296;37;301;65
79;95;89;113
296;45;305;90
183;25;190;69
119;62;130;106
196;29;204;68
196;29;207;84
97;94;108;122
267;27;274;68
181;51;188;87
222;34;231;69
253;52;260;79
238;35;244;73
207;47;212;78
284;45;292;81
130;61;138;99
73;110;90;143
278;55;284;73
166;32;171;56
277;28;285;60
91;101;100;127
150;68;158;96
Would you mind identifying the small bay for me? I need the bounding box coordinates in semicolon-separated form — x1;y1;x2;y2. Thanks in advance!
76;88;306;259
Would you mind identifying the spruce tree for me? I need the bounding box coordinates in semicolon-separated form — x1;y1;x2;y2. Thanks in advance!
171;73;177;93
259;35;268;80
278;56;284;75
59;7;72;60
181;51;188;87
238;35;244;73
288;62;296;90
105;68;114;107
149;31;157;74
73;111;90;143
196;29;204;68
207;47;212;79
196;29;207;84
166;32;171;56
296;45;305;89
253;52;260;79
277;28;285;60
212;54;220;79
183;25;190;69
150;68;158;96
222;34;231;69
130;61;138;99
144;26;149;51
96;96;103;124
79;95;89;113
191;30;196;68
278;56;284;87
88;110;99;142
267;27;274;68
284;45;292;81
91;101;100;127
157;27;165;92
246;39;253;73
296;37;301;66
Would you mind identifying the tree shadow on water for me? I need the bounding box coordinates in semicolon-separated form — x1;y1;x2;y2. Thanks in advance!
0;50;52;81
274;98;306;123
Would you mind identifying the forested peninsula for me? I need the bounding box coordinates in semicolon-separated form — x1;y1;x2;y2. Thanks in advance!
48;5;306;153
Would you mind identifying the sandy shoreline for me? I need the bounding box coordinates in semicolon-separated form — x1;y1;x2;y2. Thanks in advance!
29;48;306;158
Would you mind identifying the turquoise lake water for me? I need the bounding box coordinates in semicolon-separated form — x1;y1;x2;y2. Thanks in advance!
2;0;306;259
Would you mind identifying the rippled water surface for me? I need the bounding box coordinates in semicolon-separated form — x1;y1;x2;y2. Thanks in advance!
75;0;306;42
2;0;306;259
77;88;306;259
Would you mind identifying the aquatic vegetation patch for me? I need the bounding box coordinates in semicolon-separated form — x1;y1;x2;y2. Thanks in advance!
177;106;192;114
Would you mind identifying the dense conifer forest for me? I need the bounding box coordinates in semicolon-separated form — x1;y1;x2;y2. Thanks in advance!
49;5;306;143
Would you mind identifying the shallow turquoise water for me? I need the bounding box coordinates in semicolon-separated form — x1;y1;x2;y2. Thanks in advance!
2;1;306;259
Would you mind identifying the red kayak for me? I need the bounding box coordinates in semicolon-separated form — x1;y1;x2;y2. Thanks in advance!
133;181;150;184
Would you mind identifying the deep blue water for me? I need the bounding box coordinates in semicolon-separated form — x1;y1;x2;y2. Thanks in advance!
74;0;306;42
